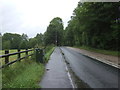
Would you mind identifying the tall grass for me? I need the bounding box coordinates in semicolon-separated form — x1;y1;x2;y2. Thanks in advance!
44;45;55;62
2;46;55;88
2;52;45;88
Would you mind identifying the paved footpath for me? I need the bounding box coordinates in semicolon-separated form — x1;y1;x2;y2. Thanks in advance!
40;47;73;88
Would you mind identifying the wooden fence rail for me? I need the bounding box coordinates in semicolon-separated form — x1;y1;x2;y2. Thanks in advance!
0;49;34;69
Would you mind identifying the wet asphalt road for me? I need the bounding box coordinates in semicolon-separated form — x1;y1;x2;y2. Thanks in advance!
60;47;120;88
40;47;72;88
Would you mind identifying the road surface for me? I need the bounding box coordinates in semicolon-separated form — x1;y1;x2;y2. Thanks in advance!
60;47;120;88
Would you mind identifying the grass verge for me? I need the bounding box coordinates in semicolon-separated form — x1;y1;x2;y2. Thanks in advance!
44;45;55;62
74;46;120;56
2;46;55;88
2;56;45;88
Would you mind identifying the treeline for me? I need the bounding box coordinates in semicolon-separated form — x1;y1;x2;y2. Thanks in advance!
43;2;119;51
2;2;119;51
64;2;120;51
2;33;43;50
1;17;64;50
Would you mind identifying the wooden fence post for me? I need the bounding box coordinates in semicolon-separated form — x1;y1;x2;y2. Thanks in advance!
26;49;28;55
5;50;9;64
18;49;21;61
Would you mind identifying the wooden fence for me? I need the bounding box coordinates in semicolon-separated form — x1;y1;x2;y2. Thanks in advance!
0;49;34;69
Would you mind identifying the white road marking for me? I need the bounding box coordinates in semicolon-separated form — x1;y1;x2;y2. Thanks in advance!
60;47;76;88
64;61;76;88
83;54;120;69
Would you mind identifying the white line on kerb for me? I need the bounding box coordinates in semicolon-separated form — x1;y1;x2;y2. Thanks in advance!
60;47;76;88
84;54;120;69
65;62;76;88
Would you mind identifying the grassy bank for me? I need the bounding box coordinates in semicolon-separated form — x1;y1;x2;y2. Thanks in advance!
74;46;120;56
44;45;55;62
2;54;45;88
2;46;55;88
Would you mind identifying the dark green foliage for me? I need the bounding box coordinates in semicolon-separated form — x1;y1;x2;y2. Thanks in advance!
2;32;44;49
2;41;11;50
2;2;119;51
64;2;119;51
2;33;22;49
44;17;64;46
28;33;44;48
2;33;30;49
19;34;29;49
35;33;44;46
19;41;28;49
28;38;38;48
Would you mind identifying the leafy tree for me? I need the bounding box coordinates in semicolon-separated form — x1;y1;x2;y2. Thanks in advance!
2;33;22;49
35;33;43;46
64;2;119;51
19;41;28;49
2;33;31;49
44;17;64;46
2;41;11;50
19;33;29;49
21;33;29;41
28;38;38;48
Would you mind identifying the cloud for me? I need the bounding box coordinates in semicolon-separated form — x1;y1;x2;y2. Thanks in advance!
0;0;80;38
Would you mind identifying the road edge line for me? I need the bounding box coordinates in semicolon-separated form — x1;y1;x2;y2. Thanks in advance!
68;47;120;69
65;61;75;88
82;53;120;69
59;47;76;89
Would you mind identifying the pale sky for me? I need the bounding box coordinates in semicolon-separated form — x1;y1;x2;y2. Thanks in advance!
0;0;80;38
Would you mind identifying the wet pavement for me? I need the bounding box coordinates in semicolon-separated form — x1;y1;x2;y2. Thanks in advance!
40;47;73;88
68;47;119;68
60;47;120;88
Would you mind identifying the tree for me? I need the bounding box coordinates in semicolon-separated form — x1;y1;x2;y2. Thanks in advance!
2;33;31;49
28;38;38;48
35;33;43;46
19;41;28;49
21;33;29;41
2;33;22;49
19;33;29;49
2;41;11;50
64;2;119;50
44;17;64;46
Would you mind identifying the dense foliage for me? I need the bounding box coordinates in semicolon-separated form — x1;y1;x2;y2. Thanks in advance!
44;17;64;46
2;33;43;49
2;2;119;51
64;2;119;51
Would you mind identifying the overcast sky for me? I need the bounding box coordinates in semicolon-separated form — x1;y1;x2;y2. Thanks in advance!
0;0;80;38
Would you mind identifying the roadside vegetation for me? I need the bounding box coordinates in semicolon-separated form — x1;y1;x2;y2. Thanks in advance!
63;2;119;52
75;46;120;56
2;56;45;88
1;2;119;55
1;2;119;89
44;45;55;62
2;45;55;88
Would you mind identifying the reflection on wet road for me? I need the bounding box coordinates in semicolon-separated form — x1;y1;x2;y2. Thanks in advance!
61;47;119;88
